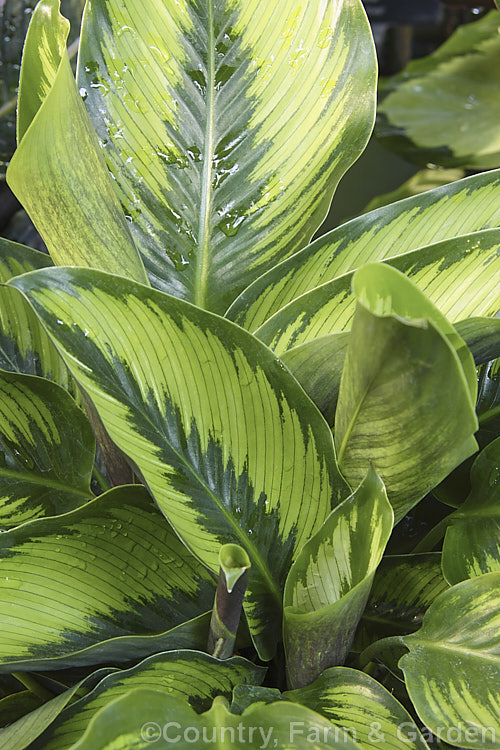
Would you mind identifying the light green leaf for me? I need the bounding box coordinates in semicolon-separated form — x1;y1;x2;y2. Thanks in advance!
354;554;449;652
75;0;376;313
284;468;393;688
10;266;348;660
71;691;361;750
335;264;478;521
6;0;148;283
226;170;500;331
399;572;500;749
442;438;500;585
0;690;43;728
0;485;216;671
254;228;500;355
456;317;500;366
281;333;349;428
285;667;429;750
33;651;265;750
0;370;94;529
0;238;52;283
377;12;500;170
0;679;85;750
362;168;466;213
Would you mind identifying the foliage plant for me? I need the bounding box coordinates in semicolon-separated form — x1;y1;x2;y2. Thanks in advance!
0;0;499;748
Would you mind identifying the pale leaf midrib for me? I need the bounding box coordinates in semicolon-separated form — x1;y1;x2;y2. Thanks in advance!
194;0;215;309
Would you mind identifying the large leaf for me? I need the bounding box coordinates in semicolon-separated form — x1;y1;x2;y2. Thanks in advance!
0;238;52;283
226;170;500;331
399;572;500;749
285;667;429;750
335;264;478;521
377;12;500;170
0;485;216;671
33;651;265;750
0;371;94;529
354;554;449;652
71;691;361;750
10;266;349;660
6;0;148;283
283;468;393;688
75;0;377;313
442;438;500;585
254;228;500;355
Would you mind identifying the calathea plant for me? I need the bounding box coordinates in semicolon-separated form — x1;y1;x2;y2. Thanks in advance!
0;0;499;748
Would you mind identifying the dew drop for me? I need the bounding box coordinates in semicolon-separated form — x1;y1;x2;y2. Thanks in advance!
79;87;88;100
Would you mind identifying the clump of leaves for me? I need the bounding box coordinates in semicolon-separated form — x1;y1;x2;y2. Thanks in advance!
0;1;499;748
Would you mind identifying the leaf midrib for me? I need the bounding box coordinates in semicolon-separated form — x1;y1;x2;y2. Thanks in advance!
0;467;91;499
194;0;215;309
406;638;500;664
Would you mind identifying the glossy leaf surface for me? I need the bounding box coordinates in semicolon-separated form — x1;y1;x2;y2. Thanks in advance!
76;0;376;312
0;371;94;529
255;228;500;355
7;0;148;282
71;691;361;750
284;469;393;688
286;667;429;750
442;438;500;585
34;651;264;750
377;12;500;170
11;266;348;660
400;572;500;749
227;170;500;331
0;485;215;671
335;264;478;521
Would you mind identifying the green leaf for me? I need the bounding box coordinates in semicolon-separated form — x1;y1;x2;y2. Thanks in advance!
477;358;500;441
0;238;52;283
354;554;449;651
10;266;349;660
285;667;430;750
71;691;361;750
377;12;500;170
254;228;500;355
0;679;85;750
0;371;94;529
33;651;265;750
0;485;216;671
219;544;251;594
281;333;350;428
399;572;500;749
442;438;500;585
75;0;376;313
335;264;478;522
362;168;466;213
226;170;500;331
6;0;148;283
455;317;500;366
283;468;393;688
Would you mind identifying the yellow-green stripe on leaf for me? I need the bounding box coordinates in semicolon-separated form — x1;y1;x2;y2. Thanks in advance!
0;485;215;672
335;264;478;522
10;266;349;660
227;169;500;331
0;371;94;529
7;0;148;284
76;0;376;312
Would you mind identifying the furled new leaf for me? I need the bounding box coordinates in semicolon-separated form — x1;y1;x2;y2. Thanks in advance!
285;667;429;750
76;0;376;312
283;468;393;688
7;0;148;283
442;438;500;585
377;12;500;170
399;572;500;749
254;228;500;355
335;264;478;521
0;371;94;529
0;485;216;671
10;266;349;660
227;170;500;331
32;651;265;750
71;691;361;750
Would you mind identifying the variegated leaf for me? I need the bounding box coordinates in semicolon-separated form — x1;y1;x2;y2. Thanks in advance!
10;266;349;660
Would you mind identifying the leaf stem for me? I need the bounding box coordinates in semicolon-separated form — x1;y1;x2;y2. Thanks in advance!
412;515;451;553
